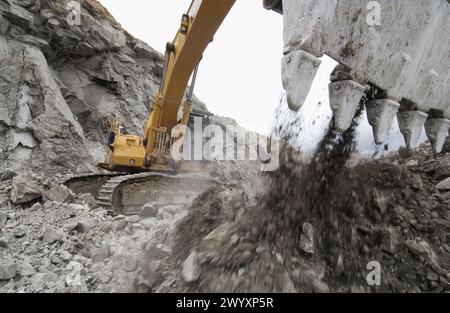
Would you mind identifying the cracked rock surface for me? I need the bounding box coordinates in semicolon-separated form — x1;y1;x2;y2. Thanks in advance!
0;0;206;175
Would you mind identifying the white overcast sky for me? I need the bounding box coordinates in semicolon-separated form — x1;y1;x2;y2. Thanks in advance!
98;0;416;155
100;0;284;135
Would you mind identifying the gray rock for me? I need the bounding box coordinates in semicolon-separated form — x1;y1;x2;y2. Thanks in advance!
5;3;34;28
11;35;49;50
11;175;42;204
336;254;345;276
137;260;162;289
255;245;266;254
162;205;182;215
76;193;97;206
29;272;58;292
63;221;78;232
381;228;398;254
65;261;86;292
18;261;36;277
75;218;96;233
140;202;159;218
436;178;450;191
182;251;201;283
91;245;110;263
0;260;17;280
0;211;8;229
42;229;63;244
43;184;72;203
372;190;392;214
300;222;315;254
0;170;17;182
0;236;8;248
125;215;140;223
427;271;439;282
112;220;127;231
133;40;160;60
405;239;440;269
158;211;173;220
402;210;415;222
409;174;423;190
435;157;450;180
59;250;72;262
281;272;297;293
14;227;26;238
112;254;137;272
292;267;329;293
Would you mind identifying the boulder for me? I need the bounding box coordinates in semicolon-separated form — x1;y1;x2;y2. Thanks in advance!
281;272;297;293
381;228;398;254
0;236;8;248
0;170;17;182
43;184;72;203
75;218;97;233
300;222;315;254
405;239;440;270
11;175;42;204
140;202;159;218
182;251;201;283
14;227;26;238
42;229;63;244
65;261;87;293
4;3;34;29
436;178;450;191
18;261;36;277
372;190;392;214
0;260;17;281
136;259;162;289
125;215;140;223
0;211;8;229
435;157;450;180
133;40;160;60
112;254;137;272
91;245;110;263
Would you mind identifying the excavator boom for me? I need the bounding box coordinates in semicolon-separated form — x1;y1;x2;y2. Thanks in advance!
143;0;236;165
100;0;236;172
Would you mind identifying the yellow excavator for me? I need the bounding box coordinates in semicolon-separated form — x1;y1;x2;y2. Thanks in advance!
98;0;251;173
61;0;284;214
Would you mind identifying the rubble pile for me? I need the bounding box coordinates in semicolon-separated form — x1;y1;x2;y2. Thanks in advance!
161;106;450;293
0;173;188;292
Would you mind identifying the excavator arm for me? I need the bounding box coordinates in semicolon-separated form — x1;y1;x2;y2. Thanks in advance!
100;0;236;172
143;0;236;166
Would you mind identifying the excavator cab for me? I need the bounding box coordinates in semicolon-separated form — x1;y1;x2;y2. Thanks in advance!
99;114;147;171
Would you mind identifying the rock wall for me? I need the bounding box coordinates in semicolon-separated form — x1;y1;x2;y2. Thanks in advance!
0;0;206;175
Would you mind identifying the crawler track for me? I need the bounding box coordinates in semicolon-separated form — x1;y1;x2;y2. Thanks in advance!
60;172;127;198
63;172;217;215
98;172;217;215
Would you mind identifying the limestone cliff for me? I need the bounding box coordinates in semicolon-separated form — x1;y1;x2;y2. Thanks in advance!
0;0;206;174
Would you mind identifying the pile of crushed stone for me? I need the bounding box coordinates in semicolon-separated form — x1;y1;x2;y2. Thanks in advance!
0;173;188;293
158;99;450;293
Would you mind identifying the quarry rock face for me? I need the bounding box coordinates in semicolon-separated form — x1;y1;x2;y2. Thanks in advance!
0;0;206;175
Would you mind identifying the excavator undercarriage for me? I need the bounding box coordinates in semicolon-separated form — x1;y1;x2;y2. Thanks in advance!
61;171;217;215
